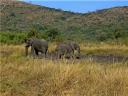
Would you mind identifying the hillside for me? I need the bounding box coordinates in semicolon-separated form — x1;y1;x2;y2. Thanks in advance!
0;0;128;42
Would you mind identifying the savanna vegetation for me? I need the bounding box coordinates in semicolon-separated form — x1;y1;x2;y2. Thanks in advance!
0;0;128;43
0;44;128;96
0;0;128;96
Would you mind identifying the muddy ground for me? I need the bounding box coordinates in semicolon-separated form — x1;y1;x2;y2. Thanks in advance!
0;51;128;64
40;53;128;64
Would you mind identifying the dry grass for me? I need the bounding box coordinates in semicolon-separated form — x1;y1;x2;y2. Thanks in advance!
80;43;128;56
0;44;128;96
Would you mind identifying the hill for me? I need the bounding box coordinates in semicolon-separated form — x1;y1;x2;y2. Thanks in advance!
0;0;128;43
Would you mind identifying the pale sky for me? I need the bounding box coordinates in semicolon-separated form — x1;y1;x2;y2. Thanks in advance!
22;0;128;13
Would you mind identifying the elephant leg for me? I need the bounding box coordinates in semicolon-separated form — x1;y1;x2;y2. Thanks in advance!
44;49;48;58
40;49;46;58
39;51;44;58
69;53;73;59
59;54;62;59
25;46;29;56
35;49;39;56
76;48;80;59
72;51;75;59
31;47;36;57
58;53;61;59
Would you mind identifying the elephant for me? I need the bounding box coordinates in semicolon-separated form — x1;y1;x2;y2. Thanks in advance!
55;43;74;59
25;38;48;57
66;42;80;58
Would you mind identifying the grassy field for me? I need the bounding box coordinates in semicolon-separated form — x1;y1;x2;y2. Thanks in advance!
0;44;128;96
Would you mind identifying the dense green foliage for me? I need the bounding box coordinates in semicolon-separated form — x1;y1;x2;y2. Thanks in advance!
0;1;128;44
0;28;63;44
0;32;26;44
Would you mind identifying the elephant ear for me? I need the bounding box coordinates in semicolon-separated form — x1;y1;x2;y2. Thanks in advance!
26;38;33;46
29;38;33;43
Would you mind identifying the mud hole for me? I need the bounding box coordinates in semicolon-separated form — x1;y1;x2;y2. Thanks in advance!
0;51;128;63
43;53;128;64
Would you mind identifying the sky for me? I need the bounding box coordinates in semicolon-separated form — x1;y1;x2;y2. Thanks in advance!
22;0;128;13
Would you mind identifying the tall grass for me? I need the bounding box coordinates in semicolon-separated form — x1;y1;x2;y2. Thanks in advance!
80;43;128;56
0;44;128;96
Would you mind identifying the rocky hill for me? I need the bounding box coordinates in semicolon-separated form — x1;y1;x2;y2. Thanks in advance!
0;0;128;42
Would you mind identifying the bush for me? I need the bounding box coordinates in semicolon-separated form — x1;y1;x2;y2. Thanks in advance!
44;28;60;41
0;32;27;44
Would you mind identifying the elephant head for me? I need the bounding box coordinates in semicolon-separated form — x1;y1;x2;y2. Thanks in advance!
24;38;33;56
66;42;80;59
25;38;33;47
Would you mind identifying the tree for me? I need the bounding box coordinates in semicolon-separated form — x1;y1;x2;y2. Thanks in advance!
113;27;122;41
45;28;59;41
27;28;40;38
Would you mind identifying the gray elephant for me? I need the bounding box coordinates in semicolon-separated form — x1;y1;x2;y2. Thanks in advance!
25;38;48;57
66;42;80;58
55;43;74;59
